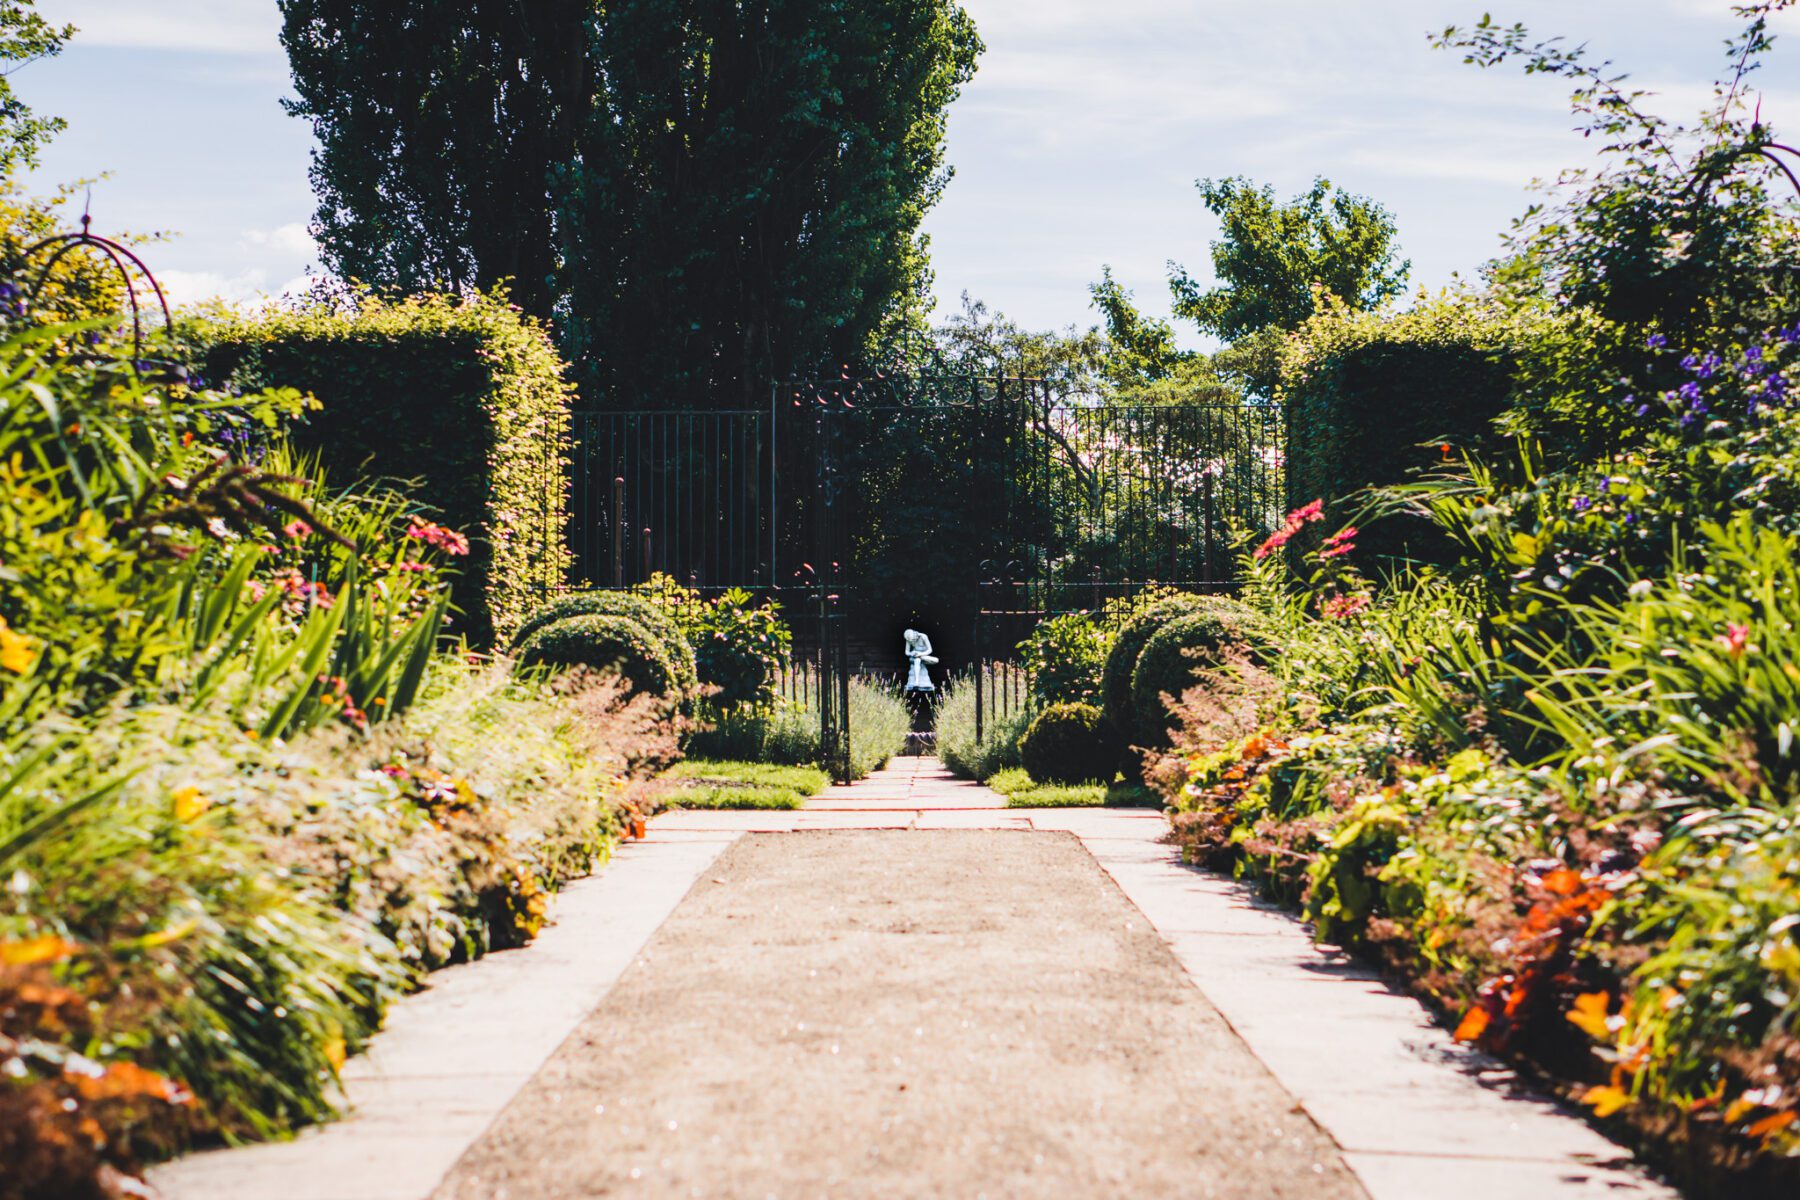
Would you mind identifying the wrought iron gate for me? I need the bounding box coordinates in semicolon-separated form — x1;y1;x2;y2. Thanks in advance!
564;379;1284;782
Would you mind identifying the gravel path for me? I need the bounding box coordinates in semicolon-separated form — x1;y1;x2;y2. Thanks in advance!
434;829;1366;1200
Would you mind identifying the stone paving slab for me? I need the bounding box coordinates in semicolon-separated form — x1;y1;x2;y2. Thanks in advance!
150;834;739;1200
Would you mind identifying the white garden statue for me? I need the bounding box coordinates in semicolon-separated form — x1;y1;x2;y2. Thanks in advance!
903;627;938;692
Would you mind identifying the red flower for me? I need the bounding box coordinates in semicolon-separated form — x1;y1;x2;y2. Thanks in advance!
1718;623;1752;657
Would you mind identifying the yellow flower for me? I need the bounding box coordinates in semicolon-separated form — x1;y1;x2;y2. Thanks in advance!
172;786;211;822
1564;991;1615;1041
1581;1085;1634;1118
0;617;37;675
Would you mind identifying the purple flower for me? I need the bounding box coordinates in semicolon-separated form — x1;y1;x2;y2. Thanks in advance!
1572;495;1592;513
1682;352;1723;380
1678;381;1703;404
1645;333;1668;350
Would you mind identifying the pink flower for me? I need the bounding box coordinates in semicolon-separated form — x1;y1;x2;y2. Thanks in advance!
1320;592;1371;619
1718;624;1752;657
1319;526;1359;560
1254;499;1329;559
284;520;312;540
405;520;471;557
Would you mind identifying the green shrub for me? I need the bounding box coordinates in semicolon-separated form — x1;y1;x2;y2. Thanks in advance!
1019;702;1115;785
1130;603;1266;746
691;589;792;707
1100;593;1217;738
1278;292;1545;562
934;666;1033;781
511;591;696;693
192;289;574;645
1018;611;1111;706
513;614;675;697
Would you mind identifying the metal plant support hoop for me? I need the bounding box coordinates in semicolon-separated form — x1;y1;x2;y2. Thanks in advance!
20;212;176;368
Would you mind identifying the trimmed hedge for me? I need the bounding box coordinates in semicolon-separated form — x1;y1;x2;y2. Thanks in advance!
1130;603;1266;746
1100;593;1216;739
1019;703;1115;785
514;614;675;697
192;290;573;645
1277;293;1541;563
512;591;697;694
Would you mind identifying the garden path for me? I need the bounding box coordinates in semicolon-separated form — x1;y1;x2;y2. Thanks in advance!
152;758;1675;1200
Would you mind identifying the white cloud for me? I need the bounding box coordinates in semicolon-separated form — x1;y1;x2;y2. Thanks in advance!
243;222;317;261
45;0;282;55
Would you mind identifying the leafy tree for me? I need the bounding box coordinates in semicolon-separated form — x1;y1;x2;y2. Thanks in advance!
0;0;71;177
933;293;1106;396
1439;3;1800;345
279;1;588;321
1169;177;1410;342
564;0;980;409
280;1;981;410
1089;266;1191;386
1434;1;1800;456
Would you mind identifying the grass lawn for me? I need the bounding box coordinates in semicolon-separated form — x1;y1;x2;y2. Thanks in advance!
658;759;830;810
986;768;1160;809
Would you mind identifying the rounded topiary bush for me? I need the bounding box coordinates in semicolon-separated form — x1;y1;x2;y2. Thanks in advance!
1129;602;1267;746
513;613;676;697
511;592;696;693
1019;702;1116;785
1100;594;1217;739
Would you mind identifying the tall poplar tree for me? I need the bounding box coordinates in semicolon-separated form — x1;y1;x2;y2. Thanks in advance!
279;1;981;409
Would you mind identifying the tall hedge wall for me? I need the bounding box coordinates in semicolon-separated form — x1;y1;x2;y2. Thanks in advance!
195;291;572;644
1277;293;1545;562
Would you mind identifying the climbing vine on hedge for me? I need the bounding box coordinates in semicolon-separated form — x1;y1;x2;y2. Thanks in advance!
190;288;573;644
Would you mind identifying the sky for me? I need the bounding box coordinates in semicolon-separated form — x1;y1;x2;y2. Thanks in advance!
20;0;1800;346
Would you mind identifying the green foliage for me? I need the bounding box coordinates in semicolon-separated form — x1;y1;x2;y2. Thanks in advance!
1017;611;1110;707
1089;267;1191;386
192;289;574;645
1438;10;1800;349
1156;9;1800;1183
1018;702;1115;785
683;678;905;780
512;590;697;695
1099;592;1215;740
1130;602;1266;746
1170;176;1411;344
1278;291;1556;560
513;613;675;698
0;1;70;176
281;0;983;408
688;589;792;708
933;666;1033;782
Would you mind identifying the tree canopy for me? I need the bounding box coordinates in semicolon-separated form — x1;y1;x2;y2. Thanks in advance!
279;0;982;410
1169;176;1410;342
0;0;71;177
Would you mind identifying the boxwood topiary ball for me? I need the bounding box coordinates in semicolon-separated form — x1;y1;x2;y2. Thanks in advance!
511;592;696;693
1129;602;1266;747
1100;593;1220;739
513;613;677;697
1019;702;1116;785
